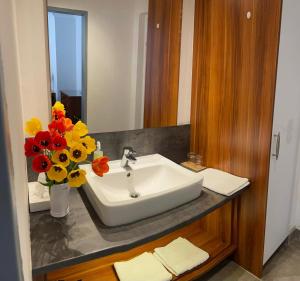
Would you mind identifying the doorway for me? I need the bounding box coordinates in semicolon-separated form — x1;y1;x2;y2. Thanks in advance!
47;7;87;123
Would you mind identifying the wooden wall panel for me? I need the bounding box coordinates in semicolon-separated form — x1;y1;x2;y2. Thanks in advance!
191;0;282;276
144;0;183;128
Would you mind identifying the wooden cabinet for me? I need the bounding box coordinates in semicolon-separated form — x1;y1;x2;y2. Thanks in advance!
35;202;238;281
190;0;282;277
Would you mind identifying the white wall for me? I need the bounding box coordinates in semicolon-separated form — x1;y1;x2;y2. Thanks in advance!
14;0;50;126
0;0;33;280
48;0;147;133
177;0;195;125
131;0;148;129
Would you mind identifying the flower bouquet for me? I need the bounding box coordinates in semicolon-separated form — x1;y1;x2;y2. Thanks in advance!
24;101;109;217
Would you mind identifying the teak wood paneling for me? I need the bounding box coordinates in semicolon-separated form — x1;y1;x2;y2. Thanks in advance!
42;202;237;281
144;0;182;128
191;0;282;276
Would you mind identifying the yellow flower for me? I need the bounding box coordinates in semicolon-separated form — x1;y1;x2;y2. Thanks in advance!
73;121;88;137
65;130;80;147
69;143;87;162
68;169;86;187
79;136;96;154
47;165;67;183
52;101;65;114
52;149;70;167
25;118;42;136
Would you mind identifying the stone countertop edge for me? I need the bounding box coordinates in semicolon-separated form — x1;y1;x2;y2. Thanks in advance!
31;186;249;276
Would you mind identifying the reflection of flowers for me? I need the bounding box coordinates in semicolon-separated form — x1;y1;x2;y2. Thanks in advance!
73;121;88;137
32;155;52;173
35;131;52;149
65;130;80;147
68;169;86;187
48;119;66;134
24;138;41;157
69;143;87;163
25;118;42;136
80;136;96;154
52;135;67;151
64;118;74;131
92;157;109;177
52;109;65;121
52;101;65;114
52;150;70;167
47;165;67;183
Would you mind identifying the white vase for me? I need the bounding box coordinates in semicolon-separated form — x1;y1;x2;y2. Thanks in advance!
50;183;70;218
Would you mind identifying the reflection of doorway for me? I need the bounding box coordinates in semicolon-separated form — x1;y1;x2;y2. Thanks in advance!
47;7;87;123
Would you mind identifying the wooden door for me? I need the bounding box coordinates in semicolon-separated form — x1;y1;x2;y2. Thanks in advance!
190;0;282;276
144;0;183;128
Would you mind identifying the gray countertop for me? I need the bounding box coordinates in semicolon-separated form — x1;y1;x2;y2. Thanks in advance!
30;186;247;276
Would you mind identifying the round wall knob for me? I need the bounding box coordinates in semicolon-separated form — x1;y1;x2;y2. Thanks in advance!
246;11;252;19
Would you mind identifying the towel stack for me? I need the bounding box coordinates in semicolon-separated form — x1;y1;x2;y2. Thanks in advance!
199;168;249;196
114;238;209;281
154;237;209;276
114;252;172;281
28;173;50;212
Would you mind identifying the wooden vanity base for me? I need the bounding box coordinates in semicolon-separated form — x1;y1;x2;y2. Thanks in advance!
36;200;238;281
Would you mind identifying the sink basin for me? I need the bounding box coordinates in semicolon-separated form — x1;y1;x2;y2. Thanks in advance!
80;154;203;226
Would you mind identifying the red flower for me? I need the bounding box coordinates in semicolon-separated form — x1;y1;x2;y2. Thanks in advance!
32;155;52;173
48;119;66;134
24;138;41;157
52;135;67;151
92;156;109;177
52;109;65;121
34;131;52;149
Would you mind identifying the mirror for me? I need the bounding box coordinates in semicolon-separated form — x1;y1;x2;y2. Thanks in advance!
47;0;194;133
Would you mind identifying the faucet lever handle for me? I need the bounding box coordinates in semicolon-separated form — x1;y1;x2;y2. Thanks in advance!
123;146;135;154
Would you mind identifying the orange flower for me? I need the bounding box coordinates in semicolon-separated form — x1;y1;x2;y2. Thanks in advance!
64;118;74;131
92;156;109;177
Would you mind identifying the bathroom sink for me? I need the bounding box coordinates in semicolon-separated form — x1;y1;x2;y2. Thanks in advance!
80;154;203;226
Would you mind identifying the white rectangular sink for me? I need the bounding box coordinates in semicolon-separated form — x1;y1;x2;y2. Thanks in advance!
80;154;203;226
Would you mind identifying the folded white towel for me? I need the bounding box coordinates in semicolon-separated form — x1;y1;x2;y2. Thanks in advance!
28;173;50;212
114;252;172;281
154;237;209;276
199;168;249;196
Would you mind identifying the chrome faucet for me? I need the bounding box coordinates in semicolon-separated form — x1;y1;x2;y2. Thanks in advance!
120;146;137;169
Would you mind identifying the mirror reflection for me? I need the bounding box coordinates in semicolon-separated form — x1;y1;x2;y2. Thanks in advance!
47;0;193;133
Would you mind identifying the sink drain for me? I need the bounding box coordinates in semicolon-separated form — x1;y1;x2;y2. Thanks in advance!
130;192;139;198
